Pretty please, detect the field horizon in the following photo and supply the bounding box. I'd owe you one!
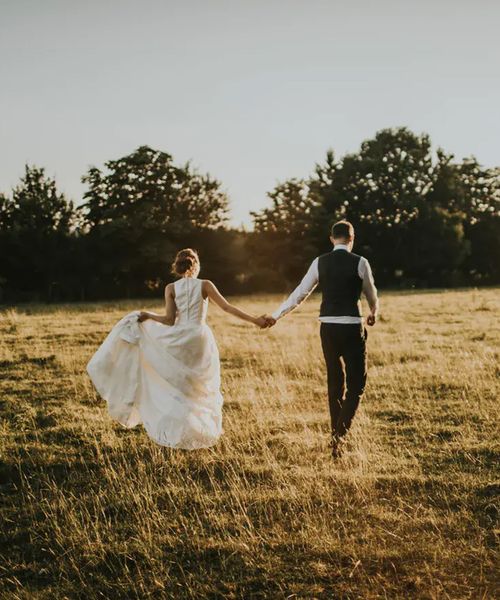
[1,288,498,599]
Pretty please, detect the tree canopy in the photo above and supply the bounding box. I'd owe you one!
[0,165,76,300]
[1,132,498,302]
[79,146,230,297]
[251,128,500,287]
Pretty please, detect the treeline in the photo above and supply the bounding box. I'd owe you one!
[1,128,499,302]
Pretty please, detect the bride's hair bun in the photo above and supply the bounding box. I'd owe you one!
[172,248,199,276]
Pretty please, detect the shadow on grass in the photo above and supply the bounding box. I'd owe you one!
[0,354,57,369]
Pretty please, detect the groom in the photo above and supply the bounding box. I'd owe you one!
[265,220,379,458]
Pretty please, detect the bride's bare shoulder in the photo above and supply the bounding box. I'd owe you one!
[165,282,176,297]
[200,279,216,298]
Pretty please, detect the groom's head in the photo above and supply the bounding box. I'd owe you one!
[330,220,355,250]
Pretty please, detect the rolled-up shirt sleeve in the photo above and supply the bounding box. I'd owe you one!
[271,258,319,320]
[360,258,379,314]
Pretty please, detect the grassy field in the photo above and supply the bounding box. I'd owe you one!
[0,289,499,599]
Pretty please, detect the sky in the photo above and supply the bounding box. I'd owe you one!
[1,0,499,227]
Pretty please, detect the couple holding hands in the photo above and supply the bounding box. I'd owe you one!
[87,220,378,458]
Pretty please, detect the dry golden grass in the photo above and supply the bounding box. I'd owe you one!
[0,289,499,599]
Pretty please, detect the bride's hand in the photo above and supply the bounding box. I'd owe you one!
[138,311,150,322]
[254,315,275,329]
[254,315,268,328]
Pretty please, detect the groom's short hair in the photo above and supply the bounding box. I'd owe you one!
[331,220,354,240]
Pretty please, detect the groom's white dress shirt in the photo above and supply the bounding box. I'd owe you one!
[271,244,379,324]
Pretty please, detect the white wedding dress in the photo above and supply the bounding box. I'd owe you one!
[87,277,223,449]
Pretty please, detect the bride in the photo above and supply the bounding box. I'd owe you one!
[87,248,270,449]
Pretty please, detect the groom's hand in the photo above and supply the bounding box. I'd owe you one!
[263,314,276,328]
[366,313,376,326]
[255,315,270,328]
[255,315,276,329]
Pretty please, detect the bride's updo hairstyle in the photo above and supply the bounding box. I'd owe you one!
[171,248,200,277]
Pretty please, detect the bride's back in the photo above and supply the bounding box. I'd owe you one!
[174,277,208,325]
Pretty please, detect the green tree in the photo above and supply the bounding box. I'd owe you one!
[0,165,76,300]
[429,156,500,283]
[250,178,322,284]
[80,146,229,297]
[460,163,500,283]
[313,128,442,283]
[252,128,481,288]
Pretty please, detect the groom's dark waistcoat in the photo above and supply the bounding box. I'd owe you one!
[318,250,363,317]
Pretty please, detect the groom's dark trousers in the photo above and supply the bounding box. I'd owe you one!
[320,322,367,438]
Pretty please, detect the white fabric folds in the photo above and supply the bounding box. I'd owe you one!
[87,279,223,449]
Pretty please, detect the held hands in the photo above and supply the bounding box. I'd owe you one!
[137,311,150,323]
[255,314,276,329]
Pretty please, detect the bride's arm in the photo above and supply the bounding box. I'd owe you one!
[138,284,177,325]
[203,280,267,327]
